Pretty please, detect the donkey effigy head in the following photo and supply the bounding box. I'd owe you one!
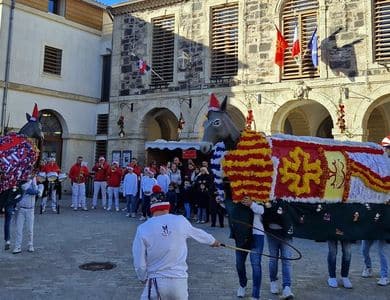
[200,94,241,154]
[19,103,44,140]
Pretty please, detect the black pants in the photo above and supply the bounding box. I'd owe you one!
[142,195,151,217]
[210,200,225,227]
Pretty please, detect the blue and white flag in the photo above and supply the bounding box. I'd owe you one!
[308,27,318,67]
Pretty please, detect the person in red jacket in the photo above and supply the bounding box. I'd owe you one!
[91,157,110,209]
[68,156,89,211]
[107,161,123,212]
[42,157,62,212]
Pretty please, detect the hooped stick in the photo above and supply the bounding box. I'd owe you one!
[224,218,302,261]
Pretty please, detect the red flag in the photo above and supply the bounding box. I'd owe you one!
[291,23,300,57]
[274,26,288,67]
[138,59,150,75]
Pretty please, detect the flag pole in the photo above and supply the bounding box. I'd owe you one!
[130,52,165,81]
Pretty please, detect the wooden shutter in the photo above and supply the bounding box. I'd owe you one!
[43,46,62,75]
[282,0,319,79]
[211,3,239,79]
[151,15,175,86]
[95,140,107,162]
[96,114,108,135]
[374,0,390,63]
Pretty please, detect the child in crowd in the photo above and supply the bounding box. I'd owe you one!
[166,182,178,214]
[157,166,170,193]
[181,178,193,220]
[13,175,41,254]
[196,183,209,223]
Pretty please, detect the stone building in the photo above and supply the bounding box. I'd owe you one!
[109,0,390,165]
[0,0,112,185]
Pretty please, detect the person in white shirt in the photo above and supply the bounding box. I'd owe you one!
[123,166,138,217]
[132,196,220,300]
[156,166,170,193]
[237,196,265,300]
[139,168,157,221]
[13,176,41,254]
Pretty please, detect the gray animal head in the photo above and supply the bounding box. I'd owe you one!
[200,95,240,153]
[19,104,44,140]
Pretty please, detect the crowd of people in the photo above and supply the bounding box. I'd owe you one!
[1,153,389,300]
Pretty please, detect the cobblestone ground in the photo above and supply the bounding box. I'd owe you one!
[0,196,389,300]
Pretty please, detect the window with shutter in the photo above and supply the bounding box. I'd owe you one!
[95,141,107,162]
[96,114,109,135]
[210,3,239,79]
[151,15,175,86]
[374,0,390,63]
[282,0,319,80]
[43,46,62,75]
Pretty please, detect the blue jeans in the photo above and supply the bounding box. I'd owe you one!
[184,203,191,219]
[235,234,264,299]
[4,206,14,242]
[267,235,292,288]
[125,195,136,214]
[327,240,352,278]
[362,240,388,278]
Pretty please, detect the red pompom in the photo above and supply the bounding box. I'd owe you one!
[152,185,162,194]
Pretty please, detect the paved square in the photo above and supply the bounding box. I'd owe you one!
[1,196,389,299]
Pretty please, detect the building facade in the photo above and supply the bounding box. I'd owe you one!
[0,0,112,188]
[109,0,389,165]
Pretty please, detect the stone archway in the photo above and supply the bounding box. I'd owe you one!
[143,108,179,141]
[272,99,333,137]
[39,110,63,166]
[366,101,390,143]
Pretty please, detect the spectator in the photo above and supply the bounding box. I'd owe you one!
[169,163,182,211]
[91,157,110,209]
[139,168,157,221]
[166,182,178,214]
[149,160,158,176]
[68,156,89,211]
[157,166,170,193]
[195,182,209,224]
[172,156,183,170]
[361,240,389,286]
[327,240,353,288]
[106,161,123,212]
[191,165,201,185]
[210,191,224,228]
[132,196,220,299]
[181,179,193,220]
[128,157,142,178]
[13,175,40,254]
[123,166,138,218]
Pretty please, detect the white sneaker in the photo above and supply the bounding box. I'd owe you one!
[103,206,106,210]
[131,213,136,218]
[106,207,112,211]
[4,240,11,251]
[139,216,146,221]
[52,208,57,213]
[12,247,21,254]
[28,245,34,252]
[115,208,120,212]
[328,277,338,288]
[361,267,372,278]
[125,213,130,217]
[377,277,389,286]
[73,208,78,211]
[236,286,246,298]
[270,281,279,294]
[342,277,352,289]
[91,206,96,210]
[281,286,294,299]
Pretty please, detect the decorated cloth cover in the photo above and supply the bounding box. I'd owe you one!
[0,133,39,194]
[221,130,390,240]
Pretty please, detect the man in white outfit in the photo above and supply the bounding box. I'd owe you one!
[13,176,41,254]
[132,197,220,300]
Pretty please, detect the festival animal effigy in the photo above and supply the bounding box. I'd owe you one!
[202,95,390,241]
[0,104,42,208]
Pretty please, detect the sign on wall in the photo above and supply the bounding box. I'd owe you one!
[182,149,197,159]
[122,150,132,167]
